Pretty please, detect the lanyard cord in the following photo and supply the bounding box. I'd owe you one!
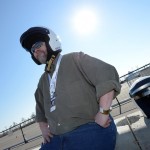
[48,54,62,111]
[46,55,55,72]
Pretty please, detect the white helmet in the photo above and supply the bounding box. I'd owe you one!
[20,26,62,65]
[20,26,62,52]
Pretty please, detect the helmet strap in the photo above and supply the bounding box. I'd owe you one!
[31,54,41,65]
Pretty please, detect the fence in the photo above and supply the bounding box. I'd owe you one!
[0,63,150,150]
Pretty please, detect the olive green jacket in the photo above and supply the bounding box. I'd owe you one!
[35,52,121,135]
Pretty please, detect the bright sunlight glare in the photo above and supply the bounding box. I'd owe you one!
[72,7,98,36]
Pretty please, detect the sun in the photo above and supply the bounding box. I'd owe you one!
[72,7,98,36]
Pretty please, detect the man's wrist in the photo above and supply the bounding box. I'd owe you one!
[99,106,112,115]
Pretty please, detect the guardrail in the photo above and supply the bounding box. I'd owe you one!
[3,135,42,150]
[1,63,150,150]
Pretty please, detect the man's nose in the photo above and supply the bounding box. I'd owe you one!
[34,47,41,53]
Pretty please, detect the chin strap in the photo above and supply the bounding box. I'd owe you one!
[46,55,56,72]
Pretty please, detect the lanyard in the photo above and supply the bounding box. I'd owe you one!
[48,54,62,112]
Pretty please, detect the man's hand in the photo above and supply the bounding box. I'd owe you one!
[95,112,111,128]
[39,122,53,143]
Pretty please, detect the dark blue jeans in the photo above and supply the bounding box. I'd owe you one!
[40,119,117,150]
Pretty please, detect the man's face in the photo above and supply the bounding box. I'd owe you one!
[31,41,48,64]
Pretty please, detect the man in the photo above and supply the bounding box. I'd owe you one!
[20,26,121,150]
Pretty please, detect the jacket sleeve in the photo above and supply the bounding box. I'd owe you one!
[34,79,47,123]
[74,52,121,101]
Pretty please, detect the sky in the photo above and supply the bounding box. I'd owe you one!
[0,0,150,132]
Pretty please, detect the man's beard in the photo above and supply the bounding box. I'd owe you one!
[37,52,47,64]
